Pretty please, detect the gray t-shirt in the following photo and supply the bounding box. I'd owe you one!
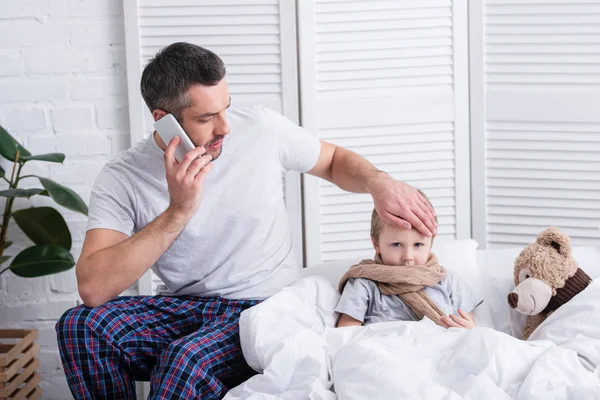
[335,271,483,325]
[86,105,320,300]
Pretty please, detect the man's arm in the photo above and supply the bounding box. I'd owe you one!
[77,211,188,307]
[307,141,437,237]
[77,137,212,307]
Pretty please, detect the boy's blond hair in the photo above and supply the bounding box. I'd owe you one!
[370,188,437,244]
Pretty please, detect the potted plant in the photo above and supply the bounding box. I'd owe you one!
[0,124,88,400]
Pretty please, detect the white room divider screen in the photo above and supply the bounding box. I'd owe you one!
[469,0,600,249]
[298,0,472,264]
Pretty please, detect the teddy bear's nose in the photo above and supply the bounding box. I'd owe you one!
[508,292,519,309]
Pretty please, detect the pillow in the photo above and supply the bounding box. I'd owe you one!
[302,256,361,288]
[431,239,480,288]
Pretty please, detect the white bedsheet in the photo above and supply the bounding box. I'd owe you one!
[224,277,600,400]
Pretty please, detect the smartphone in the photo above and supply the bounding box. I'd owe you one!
[153,114,196,163]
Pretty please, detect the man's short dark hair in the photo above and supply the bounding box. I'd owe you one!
[140,42,226,119]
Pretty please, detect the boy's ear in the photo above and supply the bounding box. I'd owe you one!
[371,235,379,253]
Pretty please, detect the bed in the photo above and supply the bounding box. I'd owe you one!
[224,240,600,399]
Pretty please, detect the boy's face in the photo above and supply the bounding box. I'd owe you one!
[372,223,433,266]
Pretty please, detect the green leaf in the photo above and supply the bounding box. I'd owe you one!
[0,256,10,265]
[3,241,13,250]
[20,153,65,163]
[0,165,5,177]
[13,207,72,250]
[38,177,88,216]
[9,244,74,277]
[0,124,32,162]
[0,188,47,198]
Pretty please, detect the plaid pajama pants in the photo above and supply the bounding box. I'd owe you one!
[56,295,259,400]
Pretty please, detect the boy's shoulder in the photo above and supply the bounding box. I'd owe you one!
[441,270,470,287]
[432,270,464,294]
[439,270,479,297]
[441,269,457,281]
[344,277,379,292]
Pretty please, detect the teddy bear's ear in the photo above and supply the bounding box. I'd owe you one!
[535,226,571,258]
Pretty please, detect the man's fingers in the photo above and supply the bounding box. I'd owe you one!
[416,190,436,220]
[176,147,207,179]
[381,200,433,237]
[416,196,438,236]
[164,137,180,171]
[194,162,213,186]
[383,211,411,230]
[185,154,212,182]
[410,200,436,238]
[396,205,433,238]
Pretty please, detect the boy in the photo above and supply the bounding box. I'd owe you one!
[336,190,482,329]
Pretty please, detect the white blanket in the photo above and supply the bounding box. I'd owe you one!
[224,277,600,400]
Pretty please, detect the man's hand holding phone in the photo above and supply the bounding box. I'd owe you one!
[164,136,213,224]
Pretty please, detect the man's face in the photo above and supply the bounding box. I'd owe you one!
[154,79,231,161]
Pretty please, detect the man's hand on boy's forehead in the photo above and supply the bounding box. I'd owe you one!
[368,176,437,237]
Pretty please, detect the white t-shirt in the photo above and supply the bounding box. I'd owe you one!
[86,105,321,300]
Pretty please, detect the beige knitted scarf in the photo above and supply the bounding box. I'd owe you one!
[338,253,447,325]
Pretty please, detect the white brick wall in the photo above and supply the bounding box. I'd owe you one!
[0,1,131,398]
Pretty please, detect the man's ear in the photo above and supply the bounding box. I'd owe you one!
[371,235,379,254]
[152,109,168,122]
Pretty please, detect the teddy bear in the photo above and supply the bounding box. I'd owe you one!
[507,226,593,340]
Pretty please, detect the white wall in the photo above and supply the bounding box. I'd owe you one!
[0,1,130,398]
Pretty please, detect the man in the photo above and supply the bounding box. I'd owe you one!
[56,42,437,399]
